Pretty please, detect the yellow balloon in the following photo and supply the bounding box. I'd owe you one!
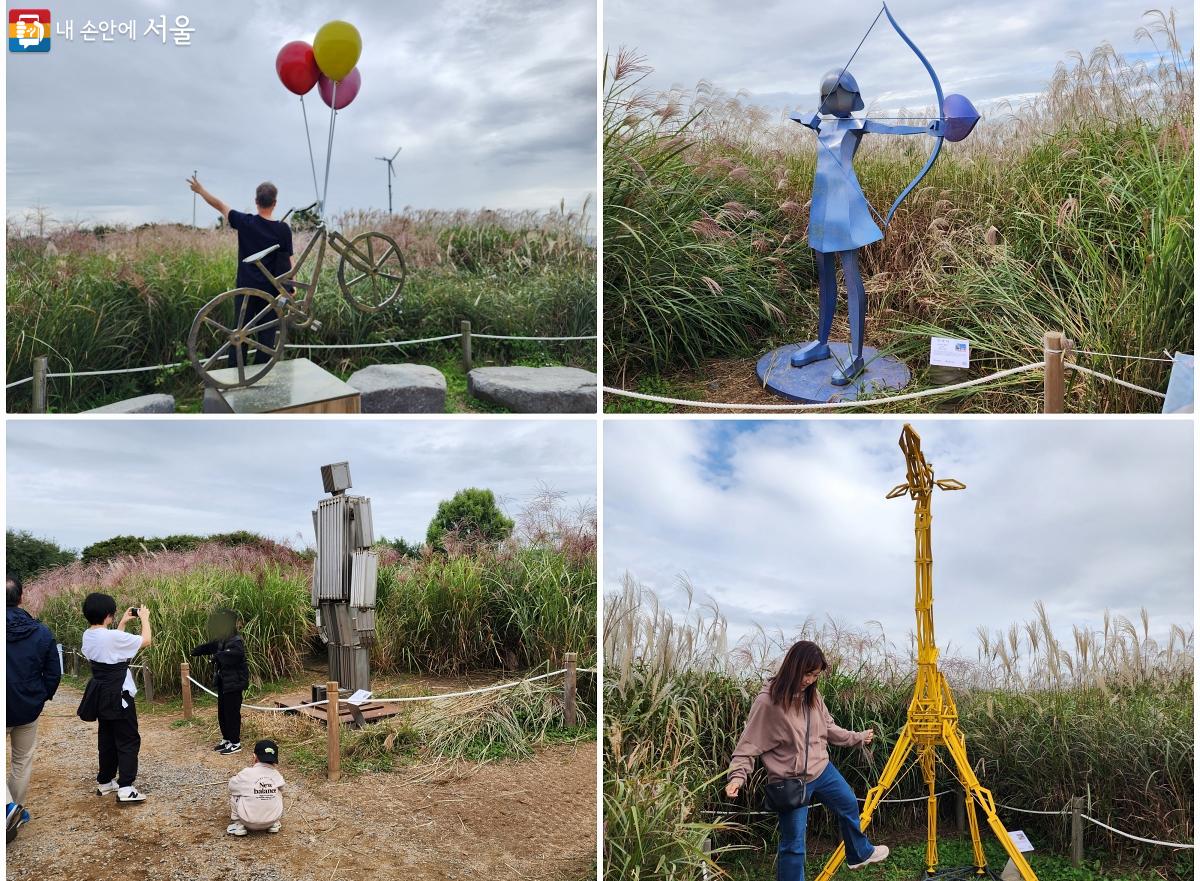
[313,20,361,82]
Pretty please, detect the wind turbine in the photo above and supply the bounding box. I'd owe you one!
[374,145,402,214]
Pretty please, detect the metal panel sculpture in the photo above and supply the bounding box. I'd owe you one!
[813,425,1038,881]
[311,461,377,692]
[783,1,979,387]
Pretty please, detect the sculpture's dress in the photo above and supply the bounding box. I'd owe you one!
[807,117,882,253]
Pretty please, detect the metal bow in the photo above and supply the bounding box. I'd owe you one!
[880,2,944,225]
[819,1,945,228]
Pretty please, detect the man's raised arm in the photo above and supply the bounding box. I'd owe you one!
[188,174,231,223]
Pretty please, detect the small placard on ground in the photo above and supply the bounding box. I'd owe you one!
[1008,829,1035,852]
[930,337,971,369]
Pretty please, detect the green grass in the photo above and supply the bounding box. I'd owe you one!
[602,16,1193,412]
[603,580,1192,880]
[7,209,595,413]
[717,836,1189,881]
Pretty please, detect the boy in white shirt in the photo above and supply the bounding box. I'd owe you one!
[77,593,151,803]
[227,739,286,836]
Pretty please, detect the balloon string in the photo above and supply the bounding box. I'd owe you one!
[321,80,338,218]
[300,95,321,207]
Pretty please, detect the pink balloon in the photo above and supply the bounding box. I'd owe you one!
[318,68,361,109]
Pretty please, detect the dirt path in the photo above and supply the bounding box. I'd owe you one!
[7,688,596,881]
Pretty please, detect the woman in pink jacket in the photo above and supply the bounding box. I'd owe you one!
[725,640,889,881]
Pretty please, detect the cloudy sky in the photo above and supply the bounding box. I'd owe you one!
[6,0,596,227]
[7,419,596,551]
[605,0,1193,119]
[604,419,1194,660]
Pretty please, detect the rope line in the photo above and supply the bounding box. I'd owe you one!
[704,797,1194,848]
[603,362,1046,410]
[185,668,573,712]
[1065,363,1167,399]
[6,332,598,386]
[1072,349,1176,364]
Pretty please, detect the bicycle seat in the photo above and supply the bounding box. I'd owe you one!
[244,244,280,264]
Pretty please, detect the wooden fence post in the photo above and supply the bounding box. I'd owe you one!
[327,680,341,782]
[1070,795,1083,866]
[141,665,155,702]
[1043,331,1067,414]
[32,356,49,414]
[460,320,473,372]
[954,789,966,833]
[71,648,80,677]
[181,662,193,720]
[563,652,578,728]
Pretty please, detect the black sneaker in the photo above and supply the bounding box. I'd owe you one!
[219,742,242,755]
[213,740,230,752]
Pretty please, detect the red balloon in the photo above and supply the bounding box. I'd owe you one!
[318,67,361,110]
[276,41,320,95]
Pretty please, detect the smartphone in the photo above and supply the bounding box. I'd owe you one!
[129,606,140,616]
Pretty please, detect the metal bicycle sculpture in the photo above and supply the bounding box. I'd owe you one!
[187,202,407,389]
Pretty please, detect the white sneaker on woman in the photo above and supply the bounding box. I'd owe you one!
[848,845,890,869]
[116,786,147,803]
[227,822,248,836]
[96,779,119,795]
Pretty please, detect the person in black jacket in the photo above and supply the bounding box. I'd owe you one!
[191,609,249,755]
[6,572,61,837]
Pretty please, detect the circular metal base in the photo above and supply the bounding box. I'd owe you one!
[755,341,911,403]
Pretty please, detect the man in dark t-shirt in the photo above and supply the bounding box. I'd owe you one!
[188,175,293,367]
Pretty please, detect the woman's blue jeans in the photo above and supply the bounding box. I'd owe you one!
[777,762,874,881]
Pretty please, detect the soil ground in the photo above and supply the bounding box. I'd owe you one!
[6,686,596,881]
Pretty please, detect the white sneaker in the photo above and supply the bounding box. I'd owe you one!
[848,845,890,869]
[267,821,281,834]
[227,822,248,836]
[96,779,119,796]
[116,786,147,803]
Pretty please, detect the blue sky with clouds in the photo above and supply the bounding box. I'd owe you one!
[7,419,597,551]
[6,0,596,227]
[605,0,1193,120]
[604,418,1193,660]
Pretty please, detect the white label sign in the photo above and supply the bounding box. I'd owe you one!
[931,336,971,368]
[346,689,373,706]
[1008,829,1035,852]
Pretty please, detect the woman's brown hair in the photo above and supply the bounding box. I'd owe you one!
[769,640,828,712]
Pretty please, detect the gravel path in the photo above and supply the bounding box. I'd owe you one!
[6,687,596,880]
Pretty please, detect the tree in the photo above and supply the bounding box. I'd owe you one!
[426,489,514,551]
[5,529,77,579]
[376,536,423,559]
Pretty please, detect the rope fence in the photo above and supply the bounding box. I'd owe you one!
[5,321,598,407]
[701,787,1193,862]
[173,652,591,781]
[603,331,1183,412]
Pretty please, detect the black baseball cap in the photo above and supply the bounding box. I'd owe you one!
[254,739,279,764]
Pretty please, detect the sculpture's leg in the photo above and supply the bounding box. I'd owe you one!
[922,746,938,875]
[790,251,836,368]
[814,724,915,881]
[964,780,987,875]
[943,723,1040,881]
[832,249,867,385]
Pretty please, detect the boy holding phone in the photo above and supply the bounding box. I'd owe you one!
[78,594,151,803]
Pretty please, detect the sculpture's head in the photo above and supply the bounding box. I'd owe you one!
[819,68,864,116]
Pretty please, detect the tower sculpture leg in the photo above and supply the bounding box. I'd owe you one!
[791,251,837,367]
[942,724,1038,881]
[922,746,939,875]
[813,726,915,881]
[832,249,867,385]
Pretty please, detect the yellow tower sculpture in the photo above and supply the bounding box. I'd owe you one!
[814,425,1038,881]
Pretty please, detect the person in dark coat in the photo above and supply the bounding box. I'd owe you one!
[191,609,249,755]
[6,572,62,837]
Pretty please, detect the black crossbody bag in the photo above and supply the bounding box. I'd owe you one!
[763,700,811,813]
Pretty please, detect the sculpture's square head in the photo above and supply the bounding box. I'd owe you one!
[321,461,353,495]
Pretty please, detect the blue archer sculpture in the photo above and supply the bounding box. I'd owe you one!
[785,2,979,386]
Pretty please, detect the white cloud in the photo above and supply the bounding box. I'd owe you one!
[603,419,1194,659]
[7,419,597,551]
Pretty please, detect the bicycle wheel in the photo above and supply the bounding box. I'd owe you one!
[337,231,407,313]
[187,288,286,389]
